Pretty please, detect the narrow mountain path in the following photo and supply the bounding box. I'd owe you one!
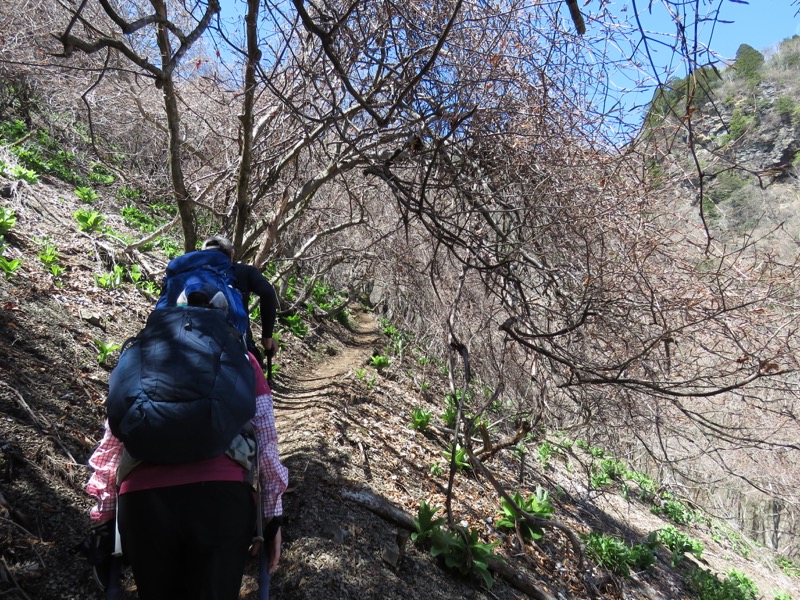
[246,311,527,600]
[273,310,383,429]
[240,311,390,599]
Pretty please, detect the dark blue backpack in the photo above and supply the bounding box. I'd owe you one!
[156,250,249,336]
[107,306,256,464]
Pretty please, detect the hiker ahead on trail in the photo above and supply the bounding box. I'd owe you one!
[202,235,278,369]
[84,245,288,600]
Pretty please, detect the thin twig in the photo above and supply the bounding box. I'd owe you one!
[0,557,33,600]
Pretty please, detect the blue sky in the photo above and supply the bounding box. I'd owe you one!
[632,0,800,63]
[598,0,800,129]
[688,0,800,60]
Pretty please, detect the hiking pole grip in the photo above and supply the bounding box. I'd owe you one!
[266,353,273,389]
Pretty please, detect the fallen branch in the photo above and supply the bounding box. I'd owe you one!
[341,487,557,600]
[466,446,596,598]
[0,382,78,464]
[341,488,414,529]
[0,381,46,430]
[476,421,532,461]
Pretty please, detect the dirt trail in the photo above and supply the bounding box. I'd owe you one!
[252,312,526,600]
[272,311,382,447]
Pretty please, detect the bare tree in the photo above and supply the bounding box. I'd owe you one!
[55,0,222,251]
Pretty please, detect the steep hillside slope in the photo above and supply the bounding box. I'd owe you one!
[0,178,799,599]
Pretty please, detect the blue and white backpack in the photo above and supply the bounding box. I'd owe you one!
[106,250,255,464]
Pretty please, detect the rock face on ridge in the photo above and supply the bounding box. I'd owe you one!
[649,44,800,259]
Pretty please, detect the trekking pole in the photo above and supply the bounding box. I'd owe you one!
[105,558,122,600]
[258,545,270,600]
[105,506,124,599]
[266,353,273,389]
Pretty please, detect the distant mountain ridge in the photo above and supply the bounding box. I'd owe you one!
[644,36,800,255]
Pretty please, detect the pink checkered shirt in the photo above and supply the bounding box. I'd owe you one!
[86,353,288,523]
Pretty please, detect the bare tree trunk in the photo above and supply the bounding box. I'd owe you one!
[154,0,196,251]
[161,77,196,252]
[233,0,260,257]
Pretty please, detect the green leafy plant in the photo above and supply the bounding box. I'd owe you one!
[556,437,573,451]
[0,208,16,235]
[651,498,696,525]
[283,313,308,338]
[95,265,124,289]
[429,462,444,477]
[48,264,66,279]
[0,118,27,142]
[513,441,527,460]
[582,532,655,577]
[127,264,142,284]
[0,255,21,279]
[773,591,792,600]
[249,304,261,322]
[598,458,628,480]
[442,444,471,471]
[74,209,106,233]
[629,470,658,502]
[88,164,115,185]
[378,320,412,355]
[6,127,87,185]
[116,186,142,201]
[590,470,612,489]
[410,407,432,432]
[649,525,703,567]
[588,446,605,458]
[411,501,446,544]
[137,280,159,297]
[122,204,161,232]
[536,440,554,468]
[370,354,390,372]
[155,235,181,258]
[441,400,458,429]
[8,165,39,184]
[283,274,297,303]
[413,507,503,591]
[431,526,500,590]
[365,374,377,390]
[37,241,59,266]
[308,279,349,324]
[441,391,472,429]
[495,487,554,542]
[74,186,99,203]
[37,239,65,280]
[776,556,800,578]
[591,457,628,489]
[687,567,758,600]
[93,339,121,365]
[710,521,752,558]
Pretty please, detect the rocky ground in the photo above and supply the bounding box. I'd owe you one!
[0,179,798,599]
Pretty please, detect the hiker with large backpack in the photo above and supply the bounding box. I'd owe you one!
[201,235,278,370]
[83,247,288,599]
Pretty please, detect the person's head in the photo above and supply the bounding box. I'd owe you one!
[201,235,234,259]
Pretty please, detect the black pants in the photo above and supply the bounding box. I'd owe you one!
[118,481,256,600]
